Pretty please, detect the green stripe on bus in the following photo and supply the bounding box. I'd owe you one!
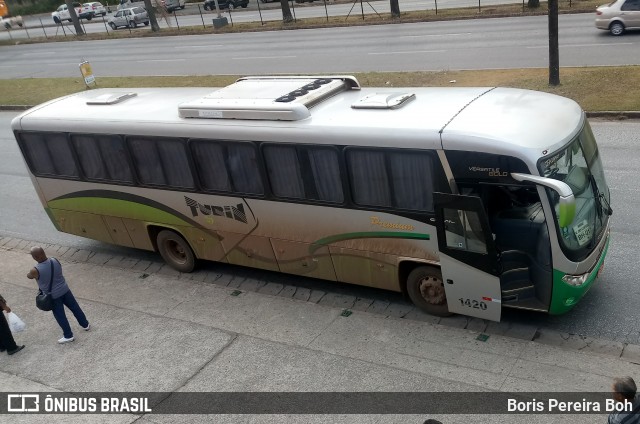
[47,197,190,226]
[313,231,430,246]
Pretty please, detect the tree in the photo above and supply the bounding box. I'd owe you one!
[280,0,293,23]
[527,0,540,8]
[390,0,400,18]
[64,0,84,35]
[143,0,161,31]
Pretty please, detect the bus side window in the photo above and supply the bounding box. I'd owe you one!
[347,149,391,207]
[347,148,435,211]
[307,147,343,203]
[389,152,434,211]
[226,143,264,195]
[128,136,194,189]
[263,144,344,203]
[72,134,134,183]
[263,145,306,199]
[190,141,232,192]
[19,132,79,178]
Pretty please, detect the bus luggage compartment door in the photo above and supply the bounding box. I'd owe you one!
[434,193,502,322]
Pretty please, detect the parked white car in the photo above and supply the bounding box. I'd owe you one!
[52,2,93,24]
[1,15,23,29]
[82,2,107,17]
[107,6,149,29]
[117,0,146,10]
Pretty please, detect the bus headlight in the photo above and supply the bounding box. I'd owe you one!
[562,273,589,287]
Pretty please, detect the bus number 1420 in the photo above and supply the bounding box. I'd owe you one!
[458,298,487,310]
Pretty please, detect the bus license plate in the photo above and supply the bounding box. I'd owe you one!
[573,220,592,247]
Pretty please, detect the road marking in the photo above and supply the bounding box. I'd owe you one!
[137,59,187,62]
[21,52,57,56]
[399,33,472,38]
[568,42,634,47]
[176,45,222,48]
[233,55,296,60]
[527,42,633,49]
[368,50,445,55]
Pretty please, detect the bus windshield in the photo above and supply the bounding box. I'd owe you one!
[539,121,611,262]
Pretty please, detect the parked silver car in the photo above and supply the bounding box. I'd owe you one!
[82,2,107,17]
[595,0,640,35]
[107,6,149,29]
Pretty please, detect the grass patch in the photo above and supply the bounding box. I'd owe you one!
[2,66,639,112]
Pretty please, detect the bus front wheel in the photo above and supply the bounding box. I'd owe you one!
[157,230,195,273]
[406,266,452,317]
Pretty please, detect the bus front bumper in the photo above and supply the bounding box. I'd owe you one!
[548,231,610,315]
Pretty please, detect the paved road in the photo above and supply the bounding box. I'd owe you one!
[1,13,638,78]
[1,111,638,343]
[2,0,550,40]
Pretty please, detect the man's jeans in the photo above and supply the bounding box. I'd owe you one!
[52,290,88,339]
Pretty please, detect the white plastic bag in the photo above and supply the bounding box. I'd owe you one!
[4,311,26,333]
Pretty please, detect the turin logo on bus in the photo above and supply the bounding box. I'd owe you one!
[184,196,247,224]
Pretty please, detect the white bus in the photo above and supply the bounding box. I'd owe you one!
[11,76,611,321]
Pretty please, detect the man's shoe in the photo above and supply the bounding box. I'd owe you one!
[0,348,5,352]
[82,323,90,331]
[58,336,74,344]
[8,345,25,355]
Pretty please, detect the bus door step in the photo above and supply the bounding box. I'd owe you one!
[501,285,536,303]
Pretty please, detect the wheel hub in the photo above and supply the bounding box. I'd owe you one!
[418,276,446,305]
[168,241,187,263]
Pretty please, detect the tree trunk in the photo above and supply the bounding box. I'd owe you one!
[144,0,161,31]
[390,0,400,18]
[65,0,84,35]
[527,0,540,8]
[280,0,293,23]
[548,0,559,85]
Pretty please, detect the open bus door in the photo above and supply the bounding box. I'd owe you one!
[434,193,502,321]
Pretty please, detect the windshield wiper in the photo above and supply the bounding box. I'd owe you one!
[589,174,613,217]
[599,192,613,216]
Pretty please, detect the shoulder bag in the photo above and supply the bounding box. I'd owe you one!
[35,259,55,311]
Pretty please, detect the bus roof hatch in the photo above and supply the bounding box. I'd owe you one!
[178,75,360,121]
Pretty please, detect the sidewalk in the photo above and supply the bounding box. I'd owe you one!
[1,242,639,423]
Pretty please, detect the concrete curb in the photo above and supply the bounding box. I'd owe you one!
[2,235,639,364]
[0,105,32,111]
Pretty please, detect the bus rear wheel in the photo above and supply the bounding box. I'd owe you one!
[406,266,452,317]
[157,230,195,273]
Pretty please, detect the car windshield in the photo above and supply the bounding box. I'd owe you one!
[538,121,610,261]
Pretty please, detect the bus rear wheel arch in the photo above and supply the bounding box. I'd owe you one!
[406,265,452,317]
[156,229,196,273]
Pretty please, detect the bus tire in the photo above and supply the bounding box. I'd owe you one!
[157,230,196,273]
[406,266,452,317]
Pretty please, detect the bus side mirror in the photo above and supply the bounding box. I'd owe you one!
[510,172,576,227]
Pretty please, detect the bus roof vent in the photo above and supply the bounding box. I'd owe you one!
[178,75,361,121]
[86,92,137,105]
[351,92,415,110]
